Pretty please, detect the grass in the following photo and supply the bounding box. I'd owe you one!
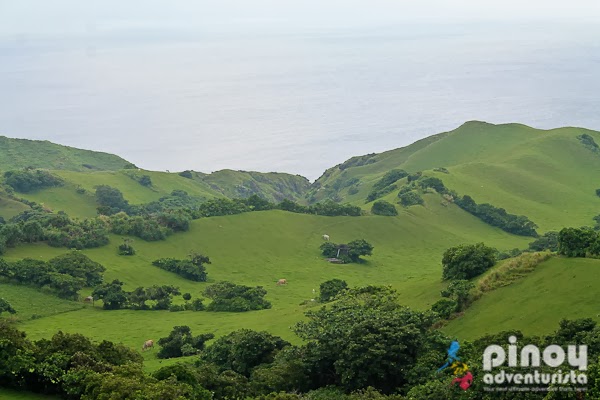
[2,200,528,355]
[0,283,85,320]
[443,256,600,340]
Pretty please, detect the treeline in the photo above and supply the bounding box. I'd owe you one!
[557,226,600,257]
[5,287,600,399]
[0,252,104,299]
[405,175,538,236]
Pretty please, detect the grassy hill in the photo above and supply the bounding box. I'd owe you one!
[309,121,600,232]
[2,121,600,384]
[0,135,132,171]
[443,256,600,339]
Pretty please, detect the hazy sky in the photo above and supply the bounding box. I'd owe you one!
[2,0,600,38]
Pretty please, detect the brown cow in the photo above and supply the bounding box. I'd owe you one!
[277,279,287,286]
[142,339,154,351]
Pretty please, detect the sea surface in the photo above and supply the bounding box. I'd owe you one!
[1,21,599,180]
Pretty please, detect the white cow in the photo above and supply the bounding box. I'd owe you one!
[322,234,330,241]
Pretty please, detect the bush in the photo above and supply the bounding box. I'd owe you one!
[152,253,209,282]
[3,169,63,193]
[431,298,457,319]
[596,188,600,198]
[138,175,152,187]
[187,298,205,311]
[417,176,446,193]
[178,170,194,179]
[95,185,129,214]
[319,279,348,302]
[169,304,184,312]
[204,281,271,312]
[528,231,559,252]
[366,184,398,202]
[118,242,135,256]
[441,243,496,280]
[371,201,398,216]
[371,169,408,191]
[0,298,16,315]
[398,191,424,207]
[157,326,214,359]
[558,227,599,257]
[407,171,422,182]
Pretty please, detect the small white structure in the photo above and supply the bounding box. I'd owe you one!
[322,234,330,241]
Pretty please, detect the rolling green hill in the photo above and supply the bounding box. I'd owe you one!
[309,121,600,232]
[2,121,600,392]
[0,135,132,171]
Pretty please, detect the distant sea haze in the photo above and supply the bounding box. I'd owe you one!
[1,22,599,180]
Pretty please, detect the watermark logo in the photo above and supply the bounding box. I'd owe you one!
[482,335,587,393]
[438,340,473,390]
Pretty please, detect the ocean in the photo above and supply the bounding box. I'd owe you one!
[1,21,599,180]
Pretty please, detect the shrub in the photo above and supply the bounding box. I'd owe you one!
[366,184,398,202]
[441,243,496,280]
[95,185,129,214]
[118,242,135,256]
[152,253,209,282]
[178,170,194,179]
[407,171,422,182]
[182,293,192,301]
[417,176,446,193]
[371,200,398,216]
[319,279,348,302]
[204,281,271,312]
[138,175,152,187]
[168,304,184,312]
[528,231,559,252]
[431,298,457,319]
[398,191,424,207]
[596,188,600,198]
[3,169,63,193]
[372,170,408,191]
[187,298,205,311]
[157,326,214,359]
[558,227,599,257]
[347,186,359,195]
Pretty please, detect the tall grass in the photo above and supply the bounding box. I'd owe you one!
[471,251,553,301]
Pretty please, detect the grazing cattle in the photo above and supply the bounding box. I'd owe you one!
[277,279,287,286]
[142,339,154,351]
[83,296,93,303]
[322,234,330,241]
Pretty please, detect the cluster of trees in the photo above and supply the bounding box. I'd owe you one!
[0,252,105,299]
[454,194,538,236]
[320,239,374,263]
[557,227,600,257]
[0,209,110,253]
[91,280,193,311]
[441,242,497,280]
[319,278,348,302]
[371,200,398,216]
[152,253,210,282]
[0,323,210,399]
[157,325,215,359]
[3,169,63,193]
[366,169,408,202]
[204,281,272,312]
[6,287,600,399]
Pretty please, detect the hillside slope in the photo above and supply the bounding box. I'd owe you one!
[309,121,600,231]
[0,135,132,171]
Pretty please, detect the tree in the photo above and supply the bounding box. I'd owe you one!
[95,185,129,215]
[0,298,16,315]
[157,326,214,359]
[182,293,192,301]
[418,176,446,193]
[441,242,496,280]
[92,280,128,310]
[398,191,424,207]
[49,251,106,286]
[199,329,289,377]
[204,281,271,312]
[528,231,559,252]
[558,227,599,257]
[347,239,374,262]
[118,239,135,256]
[22,220,44,243]
[294,286,438,393]
[430,298,457,319]
[371,200,398,216]
[138,175,152,187]
[319,279,348,302]
[440,280,474,311]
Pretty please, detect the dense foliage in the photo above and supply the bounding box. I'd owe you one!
[319,239,374,263]
[371,200,398,216]
[204,281,272,312]
[397,190,424,207]
[152,253,210,282]
[455,194,538,236]
[319,279,348,302]
[558,227,600,257]
[3,169,63,193]
[0,297,16,315]
[0,252,105,299]
[157,325,215,359]
[92,281,182,311]
[441,242,497,280]
[199,329,290,376]
[366,169,408,202]
[528,231,559,252]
